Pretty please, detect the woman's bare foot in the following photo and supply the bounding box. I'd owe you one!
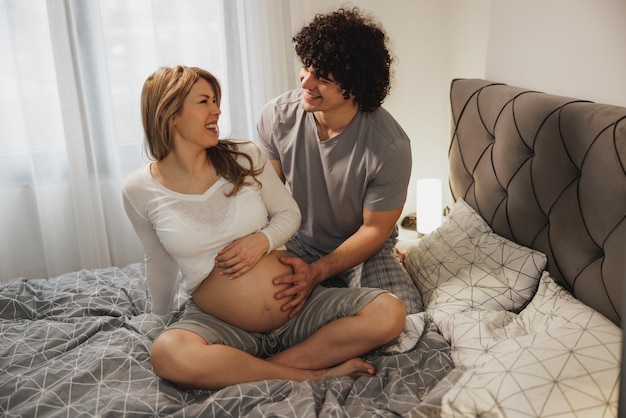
[312,358,375,380]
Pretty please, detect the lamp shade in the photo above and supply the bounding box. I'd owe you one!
[416,178,442,235]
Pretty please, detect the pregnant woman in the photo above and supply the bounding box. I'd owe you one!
[122,66,406,391]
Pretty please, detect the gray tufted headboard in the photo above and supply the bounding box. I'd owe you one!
[448,78,626,326]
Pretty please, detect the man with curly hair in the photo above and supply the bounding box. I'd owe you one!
[256,7,422,316]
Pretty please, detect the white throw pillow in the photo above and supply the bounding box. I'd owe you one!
[404,198,547,312]
[442,271,621,417]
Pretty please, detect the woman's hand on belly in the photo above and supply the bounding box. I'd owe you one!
[213,232,270,279]
[192,250,295,332]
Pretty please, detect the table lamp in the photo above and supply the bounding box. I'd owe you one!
[416,178,442,236]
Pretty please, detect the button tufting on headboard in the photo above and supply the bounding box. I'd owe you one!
[449,78,626,326]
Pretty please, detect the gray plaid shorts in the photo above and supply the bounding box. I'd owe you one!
[286,233,424,314]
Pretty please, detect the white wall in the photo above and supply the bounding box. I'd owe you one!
[286,0,625,217]
[486,0,626,107]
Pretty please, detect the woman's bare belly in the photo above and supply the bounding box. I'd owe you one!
[192,250,294,332]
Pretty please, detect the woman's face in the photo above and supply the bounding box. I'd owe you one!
[172,78,221,151]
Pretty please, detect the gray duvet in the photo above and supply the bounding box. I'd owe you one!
[0,263,453,417]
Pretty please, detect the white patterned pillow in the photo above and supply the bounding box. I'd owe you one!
[404,198,547,312]
[442,271,621,417]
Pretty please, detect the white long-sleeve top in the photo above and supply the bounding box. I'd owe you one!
[122,141,301,315]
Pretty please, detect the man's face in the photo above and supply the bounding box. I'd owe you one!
[299,66,353,113]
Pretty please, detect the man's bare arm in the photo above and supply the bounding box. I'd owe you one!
[274,207,403,316]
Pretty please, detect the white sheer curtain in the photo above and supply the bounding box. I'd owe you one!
[0,0,296,280]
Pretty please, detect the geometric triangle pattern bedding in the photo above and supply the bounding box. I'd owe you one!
[405,199,548,315]
[440,271,620,417]
[404,198,620,417]
[0,263,454,417]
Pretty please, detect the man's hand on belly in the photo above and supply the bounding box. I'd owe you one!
[272,255,317,318]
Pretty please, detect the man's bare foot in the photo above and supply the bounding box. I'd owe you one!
[312,358,375,381]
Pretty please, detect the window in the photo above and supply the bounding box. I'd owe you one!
[0,0,296,280]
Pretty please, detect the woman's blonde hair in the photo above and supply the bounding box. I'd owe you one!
[140,66,261,195]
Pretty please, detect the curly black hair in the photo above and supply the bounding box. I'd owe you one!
[292,7,393,112]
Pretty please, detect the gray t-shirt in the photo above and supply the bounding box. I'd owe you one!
[256,89,412,253]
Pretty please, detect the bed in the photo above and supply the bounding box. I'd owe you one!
[1,78,624,417]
